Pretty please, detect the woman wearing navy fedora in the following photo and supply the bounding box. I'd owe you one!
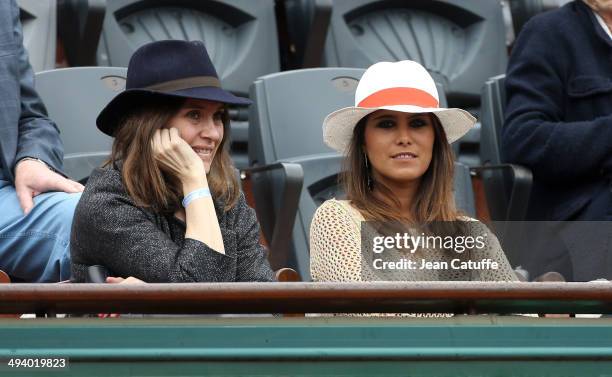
[309,61,518,287]
[70,40,274,283]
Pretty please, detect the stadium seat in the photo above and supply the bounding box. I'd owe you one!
[277,153,475,280]
[509,0,572,38]
[292,0,508,109]
[57,0,106,67]
[479,74,532,222]
[249,68,475,279]
[283,0,333,69]
[477,74,533,266]
[249,68,362,278]
[34,67,126,181]
[96,0,281,168]
[480,75,506,168]
[286,0,511,167]
[16,0,57,72]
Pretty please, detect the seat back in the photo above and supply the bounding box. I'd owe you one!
[96,0,280,168]
[285,155,475,280]
[249,67,471,279]
[249,68,363,278]
[480,74,506,166]
[57,0,106,67]
[249,68,448,165]
[249,68,364,165]
[35,67,127,181]
[479,74,512,221]
[17,0,57,72]
[510,0,572,38]
[322,0,507,107]
[96,0,279,95]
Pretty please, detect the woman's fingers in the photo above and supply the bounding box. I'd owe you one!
[151,129,161,156]
[160,128,171,148]
[169,128,188,152]
[106,276,125,284]
[169,127,180,143]
[151,127,204,181]
[122,276,146,284]
[105,276,145,284]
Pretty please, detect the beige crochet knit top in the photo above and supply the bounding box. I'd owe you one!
[310,199,518,283]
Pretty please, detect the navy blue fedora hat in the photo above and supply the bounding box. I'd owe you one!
[97,39,251,136]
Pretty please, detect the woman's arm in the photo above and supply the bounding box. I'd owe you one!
[309,200,364,282]
[70,168,236,283]
[467,221,519,282]
[152,128,225,254]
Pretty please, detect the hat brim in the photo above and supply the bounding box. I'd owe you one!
[322,105,476,154]
[97,87,252,136]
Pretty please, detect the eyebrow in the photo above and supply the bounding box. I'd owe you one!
[370,113,428,121]
[182,104,224,112]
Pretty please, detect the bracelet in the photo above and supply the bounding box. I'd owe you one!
[182,188,211,207]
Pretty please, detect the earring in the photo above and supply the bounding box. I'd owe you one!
[364,153,373,190]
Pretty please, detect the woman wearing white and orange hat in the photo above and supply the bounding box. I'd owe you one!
[309,60,518,284]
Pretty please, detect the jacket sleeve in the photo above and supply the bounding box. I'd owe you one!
[232,194,275,282]
[502,16,612,183]
[71,172,238,283]
[11,0,64,173]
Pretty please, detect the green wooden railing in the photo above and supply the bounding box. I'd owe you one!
[1,282,612,376]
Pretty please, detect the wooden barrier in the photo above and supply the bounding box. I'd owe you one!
[0,270,9,284]
[1,282,612,375]
[0,282,611,315]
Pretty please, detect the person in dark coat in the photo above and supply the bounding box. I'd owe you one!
[70,40,274,283]
[502,0,612,280]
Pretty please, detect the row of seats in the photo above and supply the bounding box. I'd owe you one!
[97,0,507,167]
[20,0,569,168]
[21,0,571,281]
[35,66,530,280]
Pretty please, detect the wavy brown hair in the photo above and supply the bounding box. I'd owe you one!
[340,112,461,223]
[106,95,239,213]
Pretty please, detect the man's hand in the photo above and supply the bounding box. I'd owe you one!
[14,159,84,215]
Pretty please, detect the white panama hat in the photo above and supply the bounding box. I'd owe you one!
[322,60,477,154]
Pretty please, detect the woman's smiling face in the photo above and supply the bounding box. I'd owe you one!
[166,99,225,173]
[363,110,435,188]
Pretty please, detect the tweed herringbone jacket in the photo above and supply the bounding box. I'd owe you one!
[70,166,275,283]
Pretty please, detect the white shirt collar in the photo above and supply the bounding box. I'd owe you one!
[592,9,612,40]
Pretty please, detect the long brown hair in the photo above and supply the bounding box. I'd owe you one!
[107,95,239,213]
[340,112,460,223]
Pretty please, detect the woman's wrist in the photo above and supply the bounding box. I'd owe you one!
[181,175,208,194]
[179,161,207,185]
[182,187,212,207]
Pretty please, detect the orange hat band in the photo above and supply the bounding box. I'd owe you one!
[357,87,439,108]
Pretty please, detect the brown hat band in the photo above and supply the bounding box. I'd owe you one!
[144,76,221,92]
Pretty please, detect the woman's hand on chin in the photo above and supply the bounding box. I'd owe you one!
[151,127,206,185]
